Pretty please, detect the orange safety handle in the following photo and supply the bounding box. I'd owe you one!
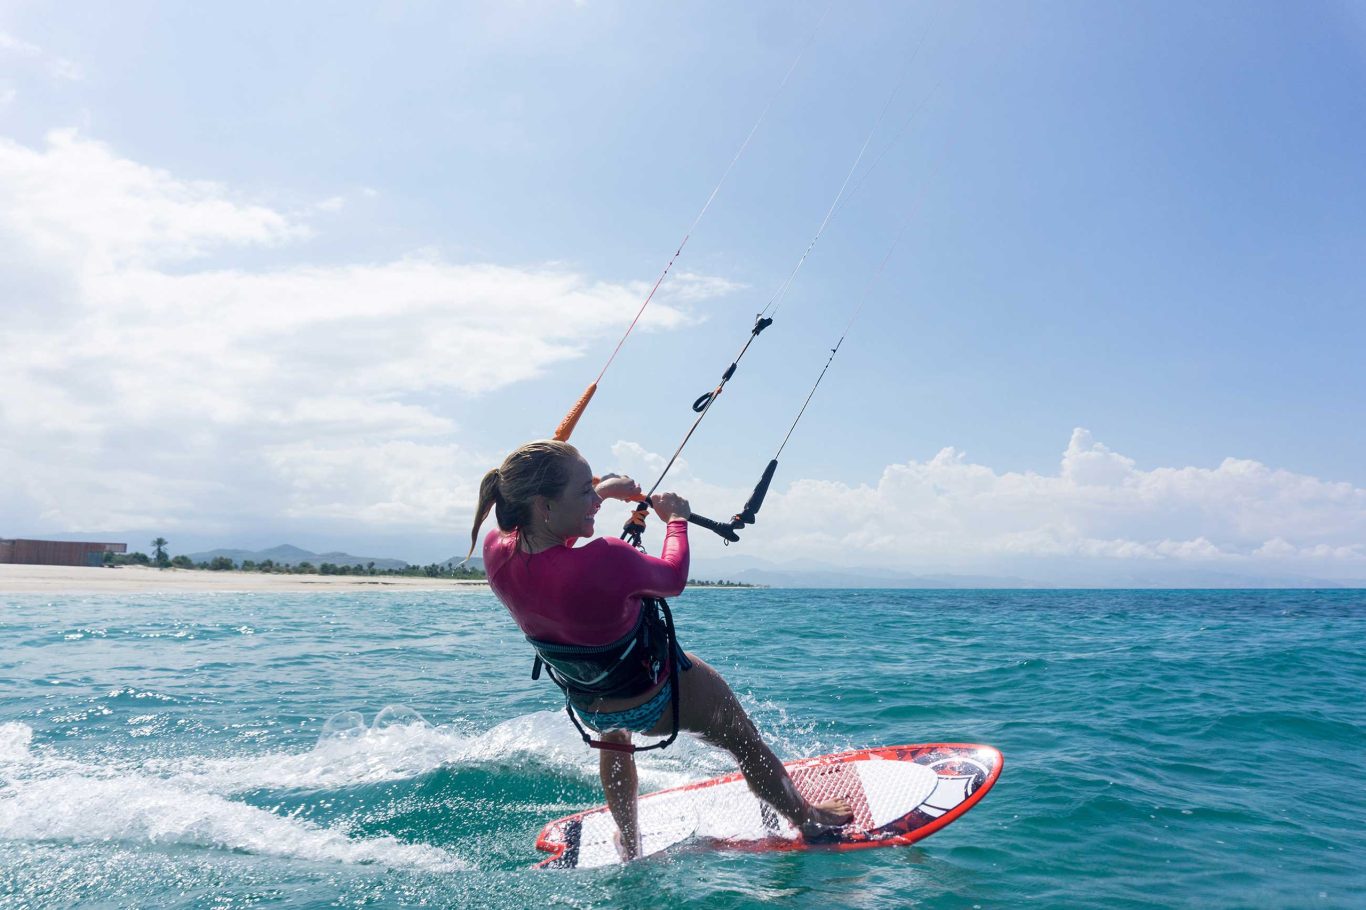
[553,383,597,442]
[622,499,650,528]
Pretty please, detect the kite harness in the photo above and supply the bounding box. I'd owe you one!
[528,597,687,754]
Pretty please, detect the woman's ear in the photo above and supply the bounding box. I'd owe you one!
[530,495,550,523]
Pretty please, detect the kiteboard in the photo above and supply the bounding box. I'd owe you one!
[536,742,1002,869]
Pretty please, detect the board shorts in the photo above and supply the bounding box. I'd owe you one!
[573,681,673,734]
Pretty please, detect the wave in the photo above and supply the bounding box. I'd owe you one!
[1194,709,1366,747]
[1,692,832,872]
[151,706,722,797]
[0,721,465,872]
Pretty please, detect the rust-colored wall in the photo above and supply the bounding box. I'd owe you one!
[0,539,128,567]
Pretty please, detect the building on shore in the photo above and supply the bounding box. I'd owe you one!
[0,539,128,567]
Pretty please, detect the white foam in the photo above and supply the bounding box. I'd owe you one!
[0,722,466,871]
[167,719,476,794]
[455,709,737,792]
[0,771,465,871]
[171,708,733,798]
[0,699,814,870]
[155,707,623,794]
[0,721,34,764]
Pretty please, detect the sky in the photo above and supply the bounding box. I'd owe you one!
[1,1,1363,583]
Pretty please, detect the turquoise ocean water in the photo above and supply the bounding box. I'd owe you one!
[2,587,1363,908]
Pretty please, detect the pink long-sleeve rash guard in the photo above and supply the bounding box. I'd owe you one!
[484,519,690,646]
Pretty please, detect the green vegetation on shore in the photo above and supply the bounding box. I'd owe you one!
[105,545,485,579]
[686,578,761,588]
[101,539,757,586]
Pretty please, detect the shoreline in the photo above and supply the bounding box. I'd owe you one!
[0,564,490,594]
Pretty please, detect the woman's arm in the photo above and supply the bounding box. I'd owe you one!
[594,473,642,501]
[597,521,690,598]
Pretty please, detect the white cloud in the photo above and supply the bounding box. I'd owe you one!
[48,57,83,82]
[607,429,1366,577]
[0,130,304,270]
[0,30,42,56]
[610,440,685,479]
[6,129,1358,581]
[1060,427,1135,486]
[0,29,82,81]
[651,271,746,307]
[0,84,15,107]
[0,130,727,534]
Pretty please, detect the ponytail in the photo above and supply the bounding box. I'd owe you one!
[464,467,502,563]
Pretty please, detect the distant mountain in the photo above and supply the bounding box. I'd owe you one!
[690,554,1365,589]
[440,555,484,571]
[705,566,1048,589]
[184,544,410,571]
[684,554,1042,588]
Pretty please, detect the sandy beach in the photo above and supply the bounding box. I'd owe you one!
[0,563,489,594]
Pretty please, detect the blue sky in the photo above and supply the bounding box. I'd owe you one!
[1,1,1363,581]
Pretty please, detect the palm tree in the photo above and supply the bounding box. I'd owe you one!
[151,537,169,568]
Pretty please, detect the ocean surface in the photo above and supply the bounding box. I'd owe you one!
[2,587,1363,909]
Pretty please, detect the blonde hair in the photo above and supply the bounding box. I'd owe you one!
[467,440,580,560]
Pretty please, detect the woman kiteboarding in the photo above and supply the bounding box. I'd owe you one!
[469,439,852,860]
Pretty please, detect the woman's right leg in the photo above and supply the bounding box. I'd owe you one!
[596,729,641,859]
[649,654,851,833]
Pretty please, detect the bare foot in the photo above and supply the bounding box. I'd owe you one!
[613,829,641,862]
[800,797,854,840]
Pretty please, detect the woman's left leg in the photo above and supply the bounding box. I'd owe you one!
[597,729,641,859]
[649,654,852,835]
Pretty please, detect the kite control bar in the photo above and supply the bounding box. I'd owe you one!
[621,498,740,548]
[688,512,742,543]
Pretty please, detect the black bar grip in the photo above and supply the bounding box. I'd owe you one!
[688,512,740,543]
[733,458,778,527]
